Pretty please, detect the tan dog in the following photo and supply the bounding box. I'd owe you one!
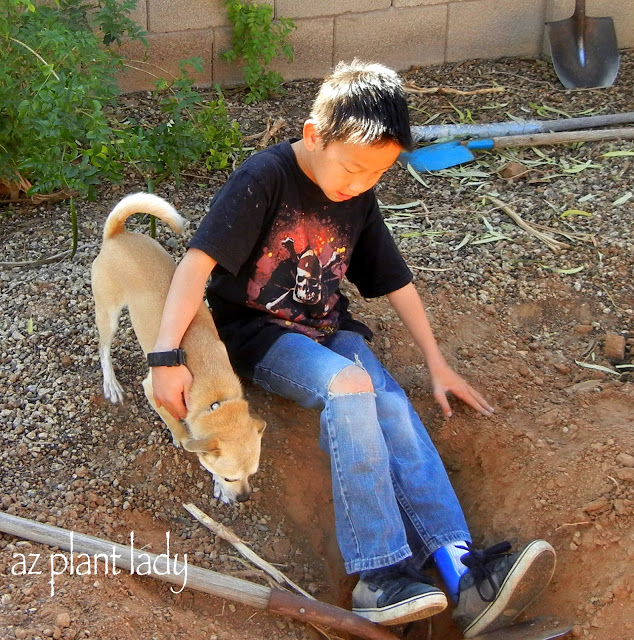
[91,193,265,503]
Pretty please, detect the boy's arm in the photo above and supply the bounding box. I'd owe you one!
[151,248,217,420]
[386,282,494,417]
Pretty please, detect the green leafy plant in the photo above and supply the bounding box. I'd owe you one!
[120,60,245,180]
[0,1,244,200]
[222,0,295,103]
[0,0,143,198]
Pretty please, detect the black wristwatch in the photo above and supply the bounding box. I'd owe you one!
[147,348,187,367]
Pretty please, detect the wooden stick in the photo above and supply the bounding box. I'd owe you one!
[404,83,505,96]
[492,126,634,148]
[0,510,269,608]
[183,502,314,599]
[0,511,399,640]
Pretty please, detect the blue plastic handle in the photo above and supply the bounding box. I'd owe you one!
[465,139,495,151]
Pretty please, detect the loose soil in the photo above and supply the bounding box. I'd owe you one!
[1,53,633,640]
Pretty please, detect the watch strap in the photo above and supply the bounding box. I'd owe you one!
[147,348,187,367]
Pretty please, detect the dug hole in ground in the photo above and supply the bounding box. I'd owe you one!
[1,53,633,640]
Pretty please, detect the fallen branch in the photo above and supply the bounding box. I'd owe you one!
[183,502,313,599]
[0,511,398,640]
[554,521,591,531]
[0,249,73,268]
[483,196,570,252]
[243,117,287,148]
[404,83,505,96]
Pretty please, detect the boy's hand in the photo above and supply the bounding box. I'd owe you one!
[152,365,192,420]
[429,361,494,418]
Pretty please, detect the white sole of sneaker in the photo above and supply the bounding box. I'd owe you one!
[462,540,556,638]
[354,591,448,626]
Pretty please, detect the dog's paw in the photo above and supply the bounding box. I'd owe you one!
[103,377,124,404]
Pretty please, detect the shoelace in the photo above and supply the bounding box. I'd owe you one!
[458,541,512,602]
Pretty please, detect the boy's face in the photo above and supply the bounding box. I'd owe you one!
[299,121,402,203]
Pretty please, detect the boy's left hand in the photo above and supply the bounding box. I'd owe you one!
[429,361,494,418]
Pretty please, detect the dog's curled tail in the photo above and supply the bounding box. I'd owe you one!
[103,192,185,240]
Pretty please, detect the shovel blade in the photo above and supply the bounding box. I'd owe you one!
[398,140,476,172]
[547,15,620,88]
[470,616,573,640]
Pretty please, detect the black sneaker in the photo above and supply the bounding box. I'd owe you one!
[352,568,448,626]
[452,539,556,638]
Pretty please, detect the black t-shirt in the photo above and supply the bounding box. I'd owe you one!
[188,140,413,377]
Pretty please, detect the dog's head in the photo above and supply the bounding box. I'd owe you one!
[182,399,266,504]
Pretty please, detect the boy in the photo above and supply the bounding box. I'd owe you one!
[148,61,556,637]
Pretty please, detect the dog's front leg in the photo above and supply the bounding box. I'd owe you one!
[142,374,189,446]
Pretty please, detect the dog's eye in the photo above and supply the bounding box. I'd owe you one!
[210,402,221,411]
[223,478,238,483]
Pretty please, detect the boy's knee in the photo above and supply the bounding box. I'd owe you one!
[329,364,374,395]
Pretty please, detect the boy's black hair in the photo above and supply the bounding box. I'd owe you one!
[310,60,414,151]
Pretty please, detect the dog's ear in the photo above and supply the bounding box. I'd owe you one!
[183,437,220,454]
[255,418,267,435]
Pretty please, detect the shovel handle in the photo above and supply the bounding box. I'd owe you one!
[574,0,585,37]
[492,127,634,148]
[268,589,401,640]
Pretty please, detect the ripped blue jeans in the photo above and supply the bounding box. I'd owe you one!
[252,330,471,575]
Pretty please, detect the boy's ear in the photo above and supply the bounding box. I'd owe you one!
[302,119,319,151]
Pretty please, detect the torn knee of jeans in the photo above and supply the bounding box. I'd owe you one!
[327,364,374,396]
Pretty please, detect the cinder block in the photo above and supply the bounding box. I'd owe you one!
[275,0,389,19]
[212,26,244,87]
[269,18,335,81]
[545,0,634,50]
[149,0,272,33]
[128,1,147,31]
[334,5,447,71]
[447,0,546,62]
[213,17,334,87]
[392,0,449,6]
[116,30,213,93]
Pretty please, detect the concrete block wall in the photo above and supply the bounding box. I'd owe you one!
[116,0,634,92]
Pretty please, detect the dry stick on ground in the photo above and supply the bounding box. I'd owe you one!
[242,117,287,148]
[0,511,388,640]
[483,195,571,252]
[182,504,346,640]
[183,503,314,599]
[404,83,506,96]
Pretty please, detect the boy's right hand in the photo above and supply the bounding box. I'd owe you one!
[152,365,192,420]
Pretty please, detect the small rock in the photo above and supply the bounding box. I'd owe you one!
[56,612,71,628]
[582,497,609,514]
[604,333,626,362]
[554,363,571,375]
[565,380,601,395]
[616,453,634,468]
[573,324,594,335]
[498,161,530,181]
[616,468,634,483]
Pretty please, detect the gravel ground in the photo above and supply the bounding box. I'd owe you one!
[0,52,633,640]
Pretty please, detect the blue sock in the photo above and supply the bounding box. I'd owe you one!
[433,542,470,603]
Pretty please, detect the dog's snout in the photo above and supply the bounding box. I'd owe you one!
[236,492,250,503]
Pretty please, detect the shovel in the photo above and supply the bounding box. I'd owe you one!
[411,111,634,143]
[399,127,634,172]
[546,0,620,89]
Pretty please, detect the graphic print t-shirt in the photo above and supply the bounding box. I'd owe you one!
[188,141,413,376]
